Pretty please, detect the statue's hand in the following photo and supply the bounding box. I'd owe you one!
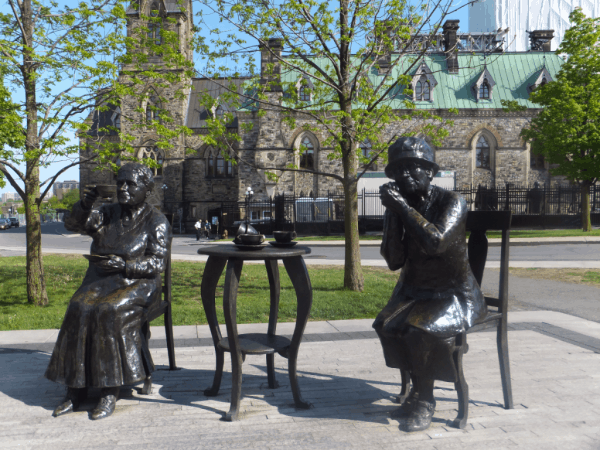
[96,255,126,274]
[380,182,406,212]
[81,187,100,209]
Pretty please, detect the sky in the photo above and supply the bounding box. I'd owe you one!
[0,0,470,197]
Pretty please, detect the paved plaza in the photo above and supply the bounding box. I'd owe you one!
[1,311,600,449]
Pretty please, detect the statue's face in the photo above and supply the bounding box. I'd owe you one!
[390,161,432,197]
[116,169,148,206]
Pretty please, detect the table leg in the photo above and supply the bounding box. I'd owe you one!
[265,259,280,389]
[201,256,227,397]
[282,256,313,409]
[223,258,244,422]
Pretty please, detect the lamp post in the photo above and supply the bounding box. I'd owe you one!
[245,186,253,229]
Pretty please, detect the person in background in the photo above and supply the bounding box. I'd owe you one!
[195,218,203,241]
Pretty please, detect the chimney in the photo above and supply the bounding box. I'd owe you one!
[529,30,554,52]
[443,20,460,74]
[260,38,283,92]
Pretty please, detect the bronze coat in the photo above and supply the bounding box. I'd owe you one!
[373,186,486,381]
[45,201,172,388]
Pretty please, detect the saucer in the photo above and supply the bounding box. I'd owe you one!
[235,243,268,251]
[269,241,298,248]
[83,254,111,262]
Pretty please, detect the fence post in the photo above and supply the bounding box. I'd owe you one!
[505,183,510,211]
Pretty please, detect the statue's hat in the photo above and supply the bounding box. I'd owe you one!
[385,137,439,178]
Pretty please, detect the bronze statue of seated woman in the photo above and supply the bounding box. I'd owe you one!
[45,163,172,420]
[373,137,486,432]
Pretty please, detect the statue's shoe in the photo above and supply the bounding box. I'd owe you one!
[404,400,436,432]
[91,389,118,420]
[391,389,418,418]
[52,387,84,417]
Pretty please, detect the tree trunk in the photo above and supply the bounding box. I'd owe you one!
[342,142,364,292]
[581,181,592,232]
[22,0,49,305]
[25,167,48,305]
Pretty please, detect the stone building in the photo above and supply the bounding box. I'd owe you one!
[80,2,564,232]
[53,180,80,200]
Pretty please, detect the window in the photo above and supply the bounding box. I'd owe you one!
[360,139,372,159]
[415,78,430,101]
[531,152,545,169]
[214,105,224,119]
[475,135,490,169]
[147,23,162,45]
[479,79,490,99]
[299,85,310,102]
[299,136,314,169]
[206,147,234,178]
[146,96,160,123]
[540,76,548,87]
[251,211,259,220]
[140,146,164,176]
[114,114,121,130]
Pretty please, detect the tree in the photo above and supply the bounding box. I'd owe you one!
[196,0,460,291]
[0,0,192,305]
[510,9,600,231]
[60,188,80,211]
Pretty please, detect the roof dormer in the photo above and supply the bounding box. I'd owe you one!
[473,67,495,101]
[412,62,438,102]
[528,67,553,93]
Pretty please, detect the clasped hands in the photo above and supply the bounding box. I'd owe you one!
[380,182,407,213]
[96,255,126,274]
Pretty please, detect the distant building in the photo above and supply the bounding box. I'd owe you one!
[53,180,80,200]
[469,0,600,52]
[1,192,20,203]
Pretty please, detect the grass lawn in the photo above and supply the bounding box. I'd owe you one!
[0,254,399,331]
[296,229,600,241]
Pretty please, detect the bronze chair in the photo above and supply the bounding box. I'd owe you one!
[397,210,514,429]
[140,223,177,394]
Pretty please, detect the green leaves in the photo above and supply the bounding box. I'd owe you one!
[521,9,600,185]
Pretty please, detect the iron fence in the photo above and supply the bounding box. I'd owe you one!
[215,184,600,234]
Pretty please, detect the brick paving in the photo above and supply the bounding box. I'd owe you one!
[1,312,600,449]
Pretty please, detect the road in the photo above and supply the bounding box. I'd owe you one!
[2,222,600,322]
[2,222,600,264]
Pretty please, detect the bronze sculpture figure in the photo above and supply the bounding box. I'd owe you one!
[45,163,172,420]
[373,137,486,432]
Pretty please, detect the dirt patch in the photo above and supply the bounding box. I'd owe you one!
[509,268,600,288]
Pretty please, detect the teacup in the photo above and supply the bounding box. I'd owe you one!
[94,185,117,199]
[238,234,265,245]
[273,231,297,243]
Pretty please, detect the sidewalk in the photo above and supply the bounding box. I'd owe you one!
[1,311,599,449]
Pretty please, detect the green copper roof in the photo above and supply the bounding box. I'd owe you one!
[276,52,564,110]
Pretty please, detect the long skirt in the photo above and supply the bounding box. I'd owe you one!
[45,274,161,388]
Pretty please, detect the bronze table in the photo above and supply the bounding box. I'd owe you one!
[197,244,313,421]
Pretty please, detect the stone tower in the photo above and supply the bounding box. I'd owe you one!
[121,0,194,212]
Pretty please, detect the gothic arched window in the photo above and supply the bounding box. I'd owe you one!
[360,139,372,159]
[479,79,490,99]
[206,146,234,178]
[299,85,310,102]
[140,146,164,176]
[476,135,490,169]
[415,77,431,101]
[146,95,160,123]
[299,136,314,170]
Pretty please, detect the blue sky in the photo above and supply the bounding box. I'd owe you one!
[0,0,470,197]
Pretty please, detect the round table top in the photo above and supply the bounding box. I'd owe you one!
[197,243,311,260]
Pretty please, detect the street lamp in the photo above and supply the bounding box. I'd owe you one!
[245,186,253,228]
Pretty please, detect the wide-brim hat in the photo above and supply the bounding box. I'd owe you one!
[385,136,439,178]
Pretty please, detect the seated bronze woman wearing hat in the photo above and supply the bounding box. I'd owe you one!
[45,163,172,420]
[373,137,486,432]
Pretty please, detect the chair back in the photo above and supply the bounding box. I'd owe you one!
[466,210,512,313]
